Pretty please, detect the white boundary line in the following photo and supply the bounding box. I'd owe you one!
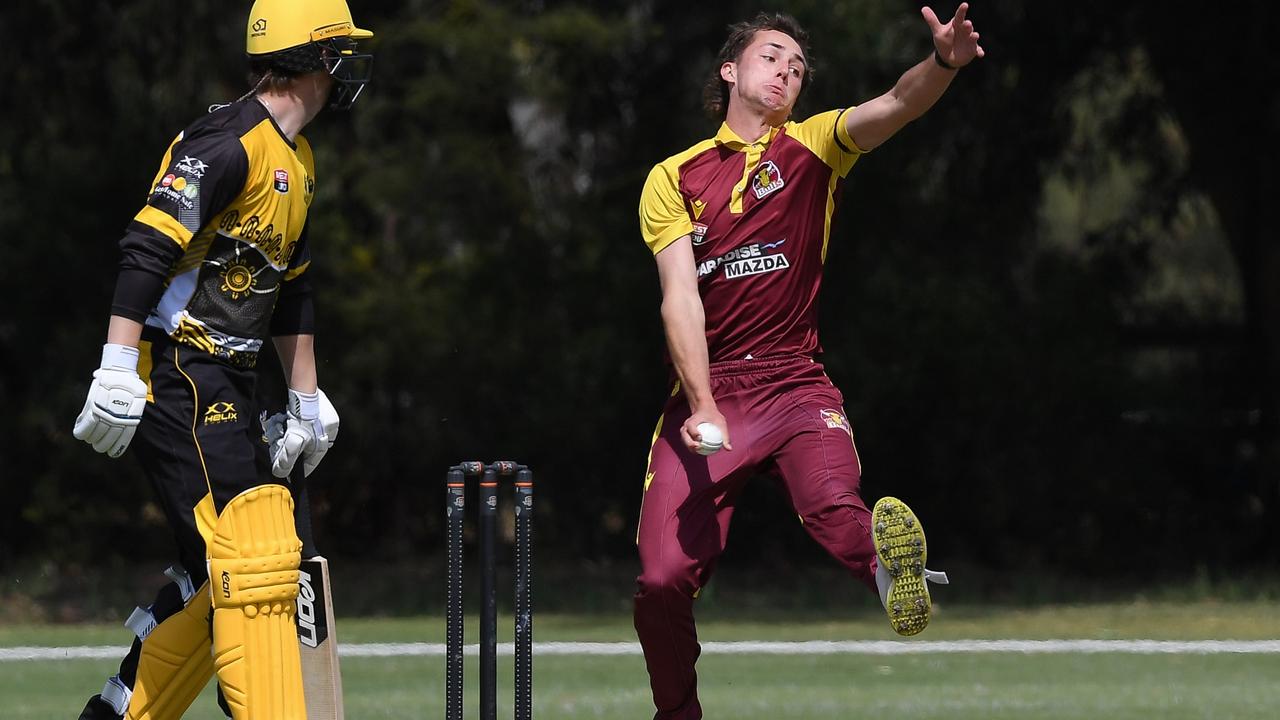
[4,639,1280,662]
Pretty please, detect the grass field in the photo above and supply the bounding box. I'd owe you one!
[4,601,1279,718]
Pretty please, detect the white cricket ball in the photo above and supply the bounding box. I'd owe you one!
[695,422,723,456]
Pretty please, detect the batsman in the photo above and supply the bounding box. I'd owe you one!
[72,1,373,718]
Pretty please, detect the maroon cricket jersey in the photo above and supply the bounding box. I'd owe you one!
[639,110,864,362]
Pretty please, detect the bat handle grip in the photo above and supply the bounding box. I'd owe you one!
[293,467,320,558]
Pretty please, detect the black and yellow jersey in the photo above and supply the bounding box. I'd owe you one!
[111,98,316,366]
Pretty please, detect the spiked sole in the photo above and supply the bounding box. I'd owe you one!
[872,496,930,636]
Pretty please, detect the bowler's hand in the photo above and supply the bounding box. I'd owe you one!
[681,408,733,455]
[923,2,985,68]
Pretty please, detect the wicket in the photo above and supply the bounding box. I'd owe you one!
[446,461,534,720]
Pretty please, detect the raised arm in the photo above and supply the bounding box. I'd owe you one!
[844,2,985,152]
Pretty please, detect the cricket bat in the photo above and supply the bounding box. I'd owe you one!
[298,555,344,719]
[291,464,345,719]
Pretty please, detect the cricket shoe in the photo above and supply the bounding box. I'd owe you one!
[872,496,948,636]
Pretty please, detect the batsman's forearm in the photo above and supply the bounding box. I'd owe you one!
[661,293,715,410]
[273,334,319,393]
[106,315,144,348]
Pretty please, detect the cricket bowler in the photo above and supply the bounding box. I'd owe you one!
[634,5,983,718]
[73,1,373,717]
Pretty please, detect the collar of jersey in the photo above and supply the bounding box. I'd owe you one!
[714,122,782,150]
[248,97,298,151]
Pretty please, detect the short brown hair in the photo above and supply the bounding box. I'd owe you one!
[702,12,814,120]
[247,42,331,91]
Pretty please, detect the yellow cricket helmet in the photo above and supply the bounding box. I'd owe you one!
[246,0,373,56]
[245,0,375,109]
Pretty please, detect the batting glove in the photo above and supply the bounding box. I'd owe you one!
[268,388,339,478]
[72,344,148,458]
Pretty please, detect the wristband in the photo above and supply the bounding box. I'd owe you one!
[288,387,321,421]
[933,49,957,70]
[101,343,141,372]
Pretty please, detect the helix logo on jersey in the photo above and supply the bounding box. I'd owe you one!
[204,402,238,425]
[697,238,790,279]
[251,18,267,36]
[176,156,209,178]
[820,408,853,438]
[751,160,785,200]
[273,169,289,193]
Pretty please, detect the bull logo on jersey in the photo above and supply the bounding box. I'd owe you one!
[751,160,785,200]
[820,409,853,438]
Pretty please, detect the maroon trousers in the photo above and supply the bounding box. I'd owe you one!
[634,357,879,719]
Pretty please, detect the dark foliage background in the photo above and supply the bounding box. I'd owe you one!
[1,0,1273,617]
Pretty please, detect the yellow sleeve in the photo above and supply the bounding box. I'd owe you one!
[638,161,694,255]
[785,109,864,178]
